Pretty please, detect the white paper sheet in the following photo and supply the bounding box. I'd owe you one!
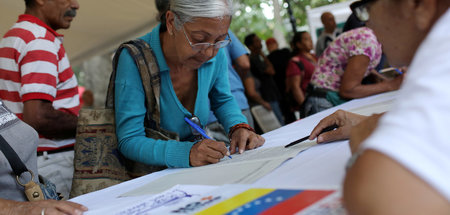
[121,142,316,197]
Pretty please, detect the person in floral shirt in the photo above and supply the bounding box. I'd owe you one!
[304,27,404,116]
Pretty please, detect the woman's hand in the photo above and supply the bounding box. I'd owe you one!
[309,110,368,144]
[229,128,265,154]
[189,139,229,166]
[6,199,88,215]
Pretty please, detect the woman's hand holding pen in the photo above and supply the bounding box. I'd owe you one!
[189,139,229,166]
[309,110,367,144]
[229,128,265,154]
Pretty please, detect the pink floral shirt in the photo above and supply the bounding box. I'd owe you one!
[310,27,382,91]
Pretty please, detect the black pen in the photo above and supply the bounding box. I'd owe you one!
[284,124,339,148]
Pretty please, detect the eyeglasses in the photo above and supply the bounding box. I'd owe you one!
[350,0,376,22]
[181,25,231,51]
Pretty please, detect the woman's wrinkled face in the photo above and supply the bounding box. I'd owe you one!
[172,16,231,69]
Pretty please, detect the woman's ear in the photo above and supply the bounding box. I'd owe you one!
[165,10,175,35]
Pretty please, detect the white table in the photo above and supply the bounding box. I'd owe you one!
[71,91,397,214]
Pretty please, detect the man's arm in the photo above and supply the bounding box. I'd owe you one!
[233,54,251,80]
[0,198,87,215]
[242,77,272,110]
[22,100,77,139]
[260,53,275,76]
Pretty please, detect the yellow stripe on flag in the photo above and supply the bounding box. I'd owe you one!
[196,188,275,215]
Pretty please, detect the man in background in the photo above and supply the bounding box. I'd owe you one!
[315,12,342,56]
[0,0,81,198]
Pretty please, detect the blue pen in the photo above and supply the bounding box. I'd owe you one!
[394,68,403,75]
[184,117,232,159]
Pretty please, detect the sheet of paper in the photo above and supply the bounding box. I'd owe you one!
[348,99,394,116]
[121,142,316,197]
[78,185,216,215]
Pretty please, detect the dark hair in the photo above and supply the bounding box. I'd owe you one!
[25,0,34,7]
[244,33,256,48]
[155,0,170,32]
[291,31,308,56]
[343,13,365,32]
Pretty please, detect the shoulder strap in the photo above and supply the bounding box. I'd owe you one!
[108,39,162,129]
[0,135,29,177]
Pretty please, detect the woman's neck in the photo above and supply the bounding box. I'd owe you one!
[160,31,183,70]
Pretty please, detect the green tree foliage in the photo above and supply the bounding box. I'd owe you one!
[231,0,347,43]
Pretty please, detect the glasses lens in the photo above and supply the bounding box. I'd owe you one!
[216,40,231,49]
[189,116,202,136]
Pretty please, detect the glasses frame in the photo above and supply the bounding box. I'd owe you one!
[350,0,375,22]
[181,25,231,51]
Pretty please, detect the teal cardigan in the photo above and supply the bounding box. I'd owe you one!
[114,24,247,168]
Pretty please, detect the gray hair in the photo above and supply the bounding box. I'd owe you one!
[155,0,233,32]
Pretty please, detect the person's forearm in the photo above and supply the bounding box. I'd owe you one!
[0,199,18,215]
[22,100,77,139]
[291,86,305,105]
[339,81,396,99]
[29,110,77,139]
[261,54,275,75]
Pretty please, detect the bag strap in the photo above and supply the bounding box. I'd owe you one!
[0,134,46,201]
[0,135,29,177]
[108,39,162,129]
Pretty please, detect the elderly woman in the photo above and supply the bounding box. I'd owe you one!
[304,26,404,116]
[114,0,264,168]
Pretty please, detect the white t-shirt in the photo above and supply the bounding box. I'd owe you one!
[361,9,450,202]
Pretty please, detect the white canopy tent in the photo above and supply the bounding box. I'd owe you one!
[0,0,159,66]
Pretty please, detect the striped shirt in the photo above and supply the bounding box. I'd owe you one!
[0,14,80,119]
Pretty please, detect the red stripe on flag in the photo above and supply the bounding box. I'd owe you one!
[0,90,21,102]
[0,69,21,83]
[0,47,20,60]
[20,50,57,66]
[3,28,36,43]
[22,73,56,86]
[260,190,335,215]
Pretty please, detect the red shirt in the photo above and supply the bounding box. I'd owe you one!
[286,54,317,93]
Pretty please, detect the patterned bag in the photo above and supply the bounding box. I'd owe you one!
[70,40,179,198]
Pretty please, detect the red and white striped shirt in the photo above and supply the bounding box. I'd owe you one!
[0,14,80,119]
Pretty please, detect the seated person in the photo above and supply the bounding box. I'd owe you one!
[0,100,87,214]
[304,26,403,116]
[308,0,450,213]
[285,31,316,117]
[115,0,265,168]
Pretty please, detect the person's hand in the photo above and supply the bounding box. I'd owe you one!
[12,199,87,215]
[386,73,404,91]
[189,139,229,166]
[229,128,265,154]
[349,113,382,153]
[309,110,368,144]
[261,101,272,111]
